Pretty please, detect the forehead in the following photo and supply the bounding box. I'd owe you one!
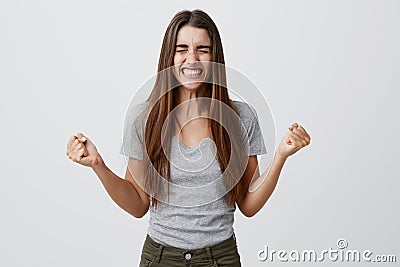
[176,25,211,45]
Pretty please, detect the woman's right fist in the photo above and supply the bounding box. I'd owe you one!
[66,133,103,168]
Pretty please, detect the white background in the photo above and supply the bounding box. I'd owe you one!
[1,0,399,266]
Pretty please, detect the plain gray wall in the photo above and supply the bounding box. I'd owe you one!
[1,0,398,266]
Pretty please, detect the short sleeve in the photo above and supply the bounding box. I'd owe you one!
[233,101,268,156]
[120,103,146,160]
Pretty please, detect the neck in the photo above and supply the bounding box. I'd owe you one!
[176,84,209,104]
[174,84,210,128]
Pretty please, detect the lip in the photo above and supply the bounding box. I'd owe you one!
[180,66,204,79]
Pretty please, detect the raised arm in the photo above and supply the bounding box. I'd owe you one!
[236,123,311,217]
[92,159,150,218]
[66,133,150,218]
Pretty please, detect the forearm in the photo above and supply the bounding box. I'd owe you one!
[91,160,147,218]
[241,153,287,217]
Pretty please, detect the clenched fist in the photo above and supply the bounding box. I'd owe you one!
[277,123,311,158]
[66,133,103,168]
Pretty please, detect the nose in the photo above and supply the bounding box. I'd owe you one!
[184,50,199,63]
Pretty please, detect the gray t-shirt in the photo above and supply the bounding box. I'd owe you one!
[120,100,267,249]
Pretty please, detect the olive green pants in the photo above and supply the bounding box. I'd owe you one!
[139,233,242,267]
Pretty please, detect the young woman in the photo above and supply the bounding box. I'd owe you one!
[66,9,310,267]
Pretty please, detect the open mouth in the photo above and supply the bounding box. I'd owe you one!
[180,67,204,79]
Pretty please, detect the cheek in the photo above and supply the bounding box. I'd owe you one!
[200,54,212,62]
[172,59,181,79]
[174,54,183,65]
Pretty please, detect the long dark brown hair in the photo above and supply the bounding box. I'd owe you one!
[138,9,248,209]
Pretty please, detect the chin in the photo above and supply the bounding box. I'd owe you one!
[181,82,203,91]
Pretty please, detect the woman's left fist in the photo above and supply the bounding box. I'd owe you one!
[277,123,311,158]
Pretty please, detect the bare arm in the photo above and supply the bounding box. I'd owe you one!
[66,133,149,218]
[236,154,286,217]
[237,123,310,217]
[92,159,150,218]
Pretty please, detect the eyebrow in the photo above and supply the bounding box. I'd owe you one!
[175,44,212,49]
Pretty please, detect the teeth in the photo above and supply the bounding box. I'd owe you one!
[182,68,202,76]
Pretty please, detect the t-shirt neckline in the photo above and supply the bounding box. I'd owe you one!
[172,135,213,150]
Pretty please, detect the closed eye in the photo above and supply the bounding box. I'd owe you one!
[175,44,211,54]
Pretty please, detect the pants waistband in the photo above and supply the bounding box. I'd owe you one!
[142,233,237,263]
